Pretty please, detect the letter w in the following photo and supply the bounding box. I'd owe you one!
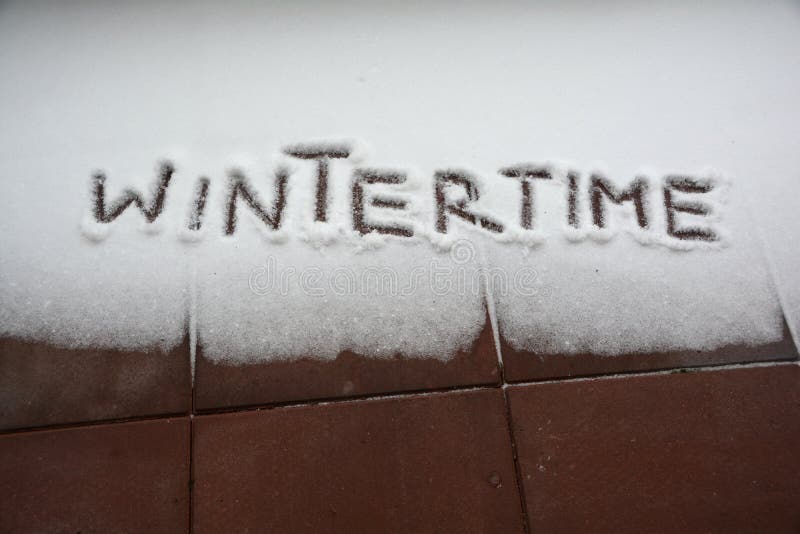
[92,162,174,223]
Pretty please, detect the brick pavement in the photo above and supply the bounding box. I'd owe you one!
[1,300,798,533]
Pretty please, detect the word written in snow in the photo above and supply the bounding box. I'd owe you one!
[89,141,719,242]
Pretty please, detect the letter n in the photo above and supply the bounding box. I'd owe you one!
[225,167,289,235]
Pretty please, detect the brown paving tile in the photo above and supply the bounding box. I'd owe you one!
[193,389,524,534]
[500,321,798,382]
[0,337,191,431]
[194,314,499,411]
[507,364,800,533]
[0,417,190,534]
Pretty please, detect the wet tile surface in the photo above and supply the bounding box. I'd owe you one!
[507,364,800,533]
[499,323,798,382]
[0,337,191,430]
[193,389,524,534]
[194,315,500,411]
[0,417,190,534]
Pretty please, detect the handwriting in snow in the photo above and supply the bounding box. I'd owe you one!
[89,141,720,244]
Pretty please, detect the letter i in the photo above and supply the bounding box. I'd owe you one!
[567,171,580,229]
[188,177,210,231]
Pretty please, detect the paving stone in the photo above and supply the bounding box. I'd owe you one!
[499,322,797,382]
[507,364,800,533]
[0,417,190,534]
[194,315,500,411]
[193,389,524,533]
[0,337,191,430]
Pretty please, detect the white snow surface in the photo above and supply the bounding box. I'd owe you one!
[0,0,798,362]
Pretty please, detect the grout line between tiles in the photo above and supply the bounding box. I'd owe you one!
[3,358,795,437]
[744,196,800,353]
[193,383,498,418]
[0,412,191,436]
[189,263,198,386]
[504,358,799,388]
[502,386,532,534]
[478,242,505,372]
[484,270,532,534]
[187,258,197,533]
[188,412,195,534]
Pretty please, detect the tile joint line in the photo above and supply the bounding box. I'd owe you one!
[2,359,795,436]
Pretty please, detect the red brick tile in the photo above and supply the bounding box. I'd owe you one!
[192,389,524,533]
[0,337,191,430]
[507,364,800,533]
[194,314,500,411]
[0,417,190,533]
[499,322,797,382]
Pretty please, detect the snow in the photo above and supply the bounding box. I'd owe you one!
[0,0,798,362]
